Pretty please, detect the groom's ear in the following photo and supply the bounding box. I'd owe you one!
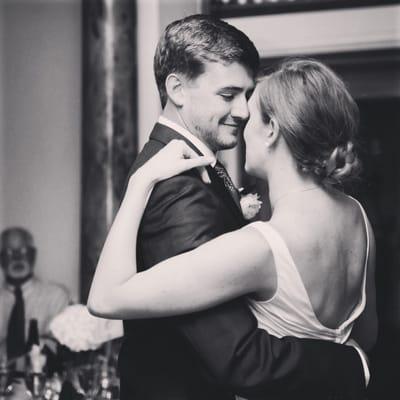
[165,73,185,107]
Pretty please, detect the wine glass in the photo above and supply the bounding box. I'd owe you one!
[0,357,9,399]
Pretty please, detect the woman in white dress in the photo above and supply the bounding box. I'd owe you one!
[88,59,377,384]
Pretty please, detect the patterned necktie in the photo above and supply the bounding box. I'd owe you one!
[7,285,26,360]
[213,161,240,207]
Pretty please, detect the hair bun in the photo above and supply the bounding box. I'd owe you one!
[323,141,361,185]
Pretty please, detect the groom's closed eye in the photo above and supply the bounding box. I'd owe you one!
[217,86,254,104]
[217,89,238,102]
[220,93,235,102]
[217,86,246,101]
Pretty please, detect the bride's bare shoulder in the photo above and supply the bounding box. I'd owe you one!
[272,189,364,239]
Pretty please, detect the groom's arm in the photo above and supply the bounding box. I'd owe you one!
[141,174,365,399]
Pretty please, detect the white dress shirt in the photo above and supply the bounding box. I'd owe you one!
[0,277,70,357]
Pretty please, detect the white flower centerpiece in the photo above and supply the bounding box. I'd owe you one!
[49,304,123,353]
[49,304,123,397]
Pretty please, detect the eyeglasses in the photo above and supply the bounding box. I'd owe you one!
[0,246,36,263]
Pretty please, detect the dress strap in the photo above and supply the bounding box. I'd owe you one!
[247,221,311,303]
[349,196,370,262]
[248,221,299,270]
[347,196,370,278]
[341,196,370,327]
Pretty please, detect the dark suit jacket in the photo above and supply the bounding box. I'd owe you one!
[118,123,366,400]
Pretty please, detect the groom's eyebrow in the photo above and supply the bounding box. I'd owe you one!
[217,86,244,92]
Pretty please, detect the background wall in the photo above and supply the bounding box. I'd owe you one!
[0,0,81,301]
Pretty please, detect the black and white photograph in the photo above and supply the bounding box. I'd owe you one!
[0,0,399,399]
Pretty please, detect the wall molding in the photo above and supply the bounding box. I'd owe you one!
[207,0,400,18]
[226,5,400,58]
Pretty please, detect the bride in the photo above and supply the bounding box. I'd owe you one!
[88,58,377,384]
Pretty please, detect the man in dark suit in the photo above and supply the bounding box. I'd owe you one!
[119,15,366,400]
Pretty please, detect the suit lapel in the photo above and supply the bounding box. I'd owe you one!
[150,123,244,220]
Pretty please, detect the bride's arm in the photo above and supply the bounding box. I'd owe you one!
[87,143,275,320]
[87,171,153,317]
[90,221,273,320]
[87,140,215,317]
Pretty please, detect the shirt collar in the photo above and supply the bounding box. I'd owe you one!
[5,277,36,294]
[158,116,217,167]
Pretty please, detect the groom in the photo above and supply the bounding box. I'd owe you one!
[120,15,365,400]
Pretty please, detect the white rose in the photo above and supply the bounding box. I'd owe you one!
[240,193,262,220]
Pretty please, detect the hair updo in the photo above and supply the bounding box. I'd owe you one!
[258,58,361,186]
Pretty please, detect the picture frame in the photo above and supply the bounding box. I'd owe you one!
[204,0,400,18]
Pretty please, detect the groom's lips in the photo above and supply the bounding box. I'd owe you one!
[221,121,243,129]
[221,122,244,135]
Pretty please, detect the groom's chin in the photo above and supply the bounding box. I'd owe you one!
[215,129,240,150]
[219,134,238,149]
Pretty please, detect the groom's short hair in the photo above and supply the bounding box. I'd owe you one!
[154,14,259,108]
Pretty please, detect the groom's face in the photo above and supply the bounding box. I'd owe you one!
[181,61,254,152]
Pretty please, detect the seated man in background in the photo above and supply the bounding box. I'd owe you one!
[0,227,70,364]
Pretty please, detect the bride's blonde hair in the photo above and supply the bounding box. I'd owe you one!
[258,58,361,186]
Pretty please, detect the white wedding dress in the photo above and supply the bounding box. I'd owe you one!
[239,197,370,399]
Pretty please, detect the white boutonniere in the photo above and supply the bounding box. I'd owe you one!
[239,191,262,220]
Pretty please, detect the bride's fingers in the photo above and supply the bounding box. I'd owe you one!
[198,166,211,184]
[178,141,201,160]
[150,140,213,182]
[181,156,214,170]
[178,157,213,184]
[170,156,213,183]
[167,141,213,182]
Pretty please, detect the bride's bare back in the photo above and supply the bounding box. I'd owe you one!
[270,189,371,330]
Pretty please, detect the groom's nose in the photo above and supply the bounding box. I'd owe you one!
[230,95,249,121]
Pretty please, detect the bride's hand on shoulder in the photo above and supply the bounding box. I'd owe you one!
[134,140,214,186]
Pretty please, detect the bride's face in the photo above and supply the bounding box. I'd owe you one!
[243,89,269,179]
